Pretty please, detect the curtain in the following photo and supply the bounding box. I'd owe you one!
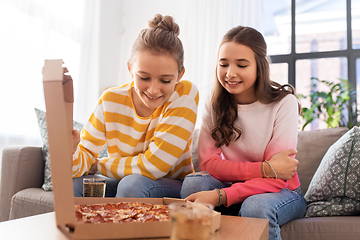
[0,0,86,157]
[181,0,263,124]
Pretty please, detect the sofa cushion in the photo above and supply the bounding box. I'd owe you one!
[296,127,349,195]
[280,216,360,240]
[304,126,360,217]
[9,188,54,220]
[35,108,108,191]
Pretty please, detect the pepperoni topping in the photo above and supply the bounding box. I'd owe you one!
[104,203,116,211]
[117,203,132,209]
[90,205,102,211]
[92,213,105,223]
[152,208,167,214]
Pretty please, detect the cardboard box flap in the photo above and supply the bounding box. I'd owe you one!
[42,59,75,227]
[42,59,64,81]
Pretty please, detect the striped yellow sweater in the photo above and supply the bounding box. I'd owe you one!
[72,80,199,180]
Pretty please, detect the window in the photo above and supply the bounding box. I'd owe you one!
[263,0,360,130]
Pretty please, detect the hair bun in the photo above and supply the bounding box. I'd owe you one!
[148,14,180,36]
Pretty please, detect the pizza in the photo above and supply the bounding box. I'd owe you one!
[75,202,170,224]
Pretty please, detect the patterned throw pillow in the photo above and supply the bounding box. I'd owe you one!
[304,126,360,217]
[35,108,108,191]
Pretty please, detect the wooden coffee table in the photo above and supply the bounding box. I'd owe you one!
[0,212,268,240]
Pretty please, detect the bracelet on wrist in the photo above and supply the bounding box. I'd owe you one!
[262,162,269,178]
[265,160,278,179]
[215,188,222,207]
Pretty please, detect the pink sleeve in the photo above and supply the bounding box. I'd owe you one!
[224,178,288,205]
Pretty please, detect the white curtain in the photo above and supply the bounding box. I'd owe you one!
[0,0,86,156]
[74,0,101,124]
[181,0,263,124]
[0,0,262,161]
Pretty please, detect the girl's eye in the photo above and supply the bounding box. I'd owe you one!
[238,65,247,68]
[139,77,150,81]
[161,80,171,84]
[219,63,228,67]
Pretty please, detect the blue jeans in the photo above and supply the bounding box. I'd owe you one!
[181,172,306,240]
[73,174,182,198]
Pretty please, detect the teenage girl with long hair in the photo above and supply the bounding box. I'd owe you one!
[181,25,306,240]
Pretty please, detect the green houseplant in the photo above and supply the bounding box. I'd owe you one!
[298,77,356,130]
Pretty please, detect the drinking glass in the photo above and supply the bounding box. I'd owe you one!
[169,202,213,240]
[83,178,106,197]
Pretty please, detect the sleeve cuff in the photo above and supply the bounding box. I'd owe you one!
[247,161,263,179]
[223,187,244,207]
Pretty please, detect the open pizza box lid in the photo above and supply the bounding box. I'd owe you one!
[42,59,220,239]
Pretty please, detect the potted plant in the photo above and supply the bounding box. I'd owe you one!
[297,77,356,130]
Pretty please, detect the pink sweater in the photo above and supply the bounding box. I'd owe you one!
[198,94,300,206]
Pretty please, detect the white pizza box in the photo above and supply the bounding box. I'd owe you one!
[42,59,220,239]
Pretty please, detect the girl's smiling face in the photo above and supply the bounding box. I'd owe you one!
[217,41,258,104]
[128,51,184,117]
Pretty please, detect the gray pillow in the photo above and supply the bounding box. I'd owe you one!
[304,126,360,217]
[35,108,107,191]
[296,127,348,195]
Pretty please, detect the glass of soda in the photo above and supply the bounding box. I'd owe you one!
[83,178,106,197]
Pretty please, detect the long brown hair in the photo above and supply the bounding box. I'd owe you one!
[129,14,184,73]
[211,26,299,148]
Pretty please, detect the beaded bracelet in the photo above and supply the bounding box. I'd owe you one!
[262,162,270,178]
[265,160,278,179]
[215,188,222,207]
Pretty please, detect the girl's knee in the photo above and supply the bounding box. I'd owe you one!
[240,195,274,219]
[116,175,149,197]
[181,172,219,198]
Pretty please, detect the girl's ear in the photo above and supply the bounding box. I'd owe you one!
[177,67,185,82]
[127,61,133,78]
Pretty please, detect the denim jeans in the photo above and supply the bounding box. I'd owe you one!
[73,174,182,198]
[181,172,306,240]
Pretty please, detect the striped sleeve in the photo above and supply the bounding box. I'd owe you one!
[72,92,108,177]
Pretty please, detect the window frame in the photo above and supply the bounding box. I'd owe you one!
[269,0,360,123]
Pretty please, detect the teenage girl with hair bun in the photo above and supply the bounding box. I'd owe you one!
[181,25,306,240]
[72,14,199,199]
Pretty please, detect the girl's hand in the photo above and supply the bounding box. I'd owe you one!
[265,149,299,180]
[89,159,99,175]
[185,190,226,208]
[72,129,80,154]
